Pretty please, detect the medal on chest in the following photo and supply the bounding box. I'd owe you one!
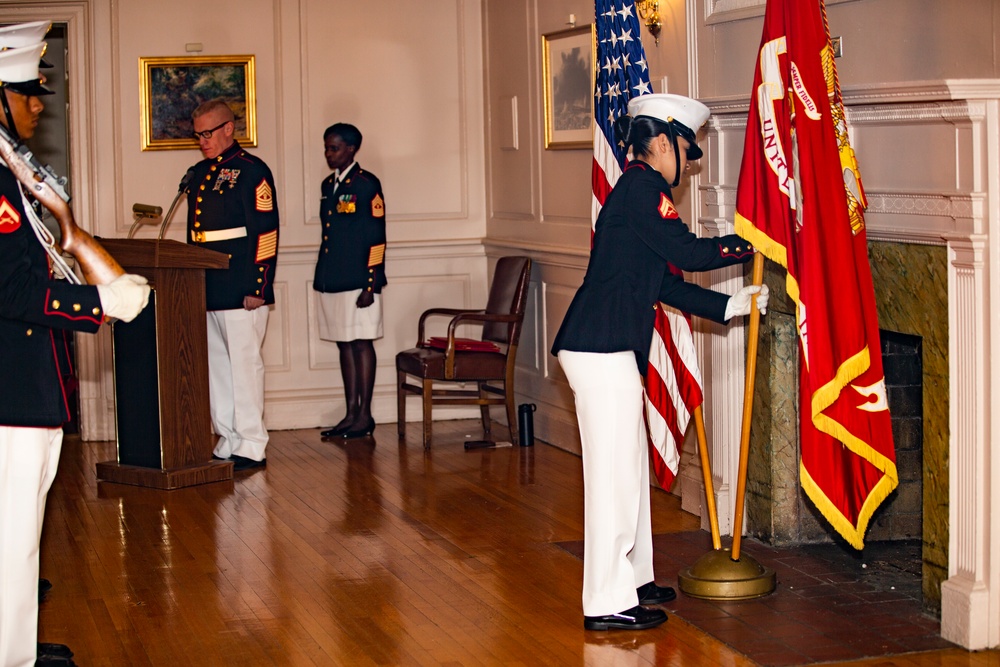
[337,194,357,214]
[213,168,241,192]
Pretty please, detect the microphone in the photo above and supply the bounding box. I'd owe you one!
[132,203,162,218]
[178,168,196,193]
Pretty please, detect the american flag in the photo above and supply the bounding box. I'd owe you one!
[592,0,703,490]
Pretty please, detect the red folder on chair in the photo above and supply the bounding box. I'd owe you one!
[425,337,500,353]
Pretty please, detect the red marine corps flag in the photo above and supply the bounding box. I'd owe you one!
[592,0,701,491]
[734,0,897,548]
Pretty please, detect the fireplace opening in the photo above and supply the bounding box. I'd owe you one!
[867,329,923,542]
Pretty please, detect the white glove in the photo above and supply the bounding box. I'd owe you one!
[97,273,151,323]
[725,284,770,320]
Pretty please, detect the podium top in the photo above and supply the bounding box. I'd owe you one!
[99,238,229,270]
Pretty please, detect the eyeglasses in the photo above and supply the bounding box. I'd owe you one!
[192,121,230,140]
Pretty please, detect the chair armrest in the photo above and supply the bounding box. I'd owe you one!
[446,312,520,334]
[417,308,485,344]
[441,312,520,378]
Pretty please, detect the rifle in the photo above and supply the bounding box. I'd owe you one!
[0,121,124,285]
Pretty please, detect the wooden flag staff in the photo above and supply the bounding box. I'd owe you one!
[692,405,722,551]
[731,253,765,561]
[678,253,776,599]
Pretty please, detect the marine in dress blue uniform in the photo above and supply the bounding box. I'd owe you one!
[551,94,768,631]
[314,123,386,439]
[0,27,150,667]
[186,99,278,470]
[551,160,756,372]
[188,140,278,310]
[313,165,386,296]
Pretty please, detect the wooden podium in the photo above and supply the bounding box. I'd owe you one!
[95,238,233,489]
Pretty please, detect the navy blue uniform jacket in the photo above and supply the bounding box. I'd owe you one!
[186,142,279,311]
[551,161,755,374]
[313,163,387,294]
[0,166,104,426]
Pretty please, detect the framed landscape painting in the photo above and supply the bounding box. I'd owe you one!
[139,54,257,151]
[542,25,595,149]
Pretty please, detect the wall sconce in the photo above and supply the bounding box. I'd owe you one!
[635,0,662,46]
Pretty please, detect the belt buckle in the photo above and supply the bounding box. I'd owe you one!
[193,231,206,243]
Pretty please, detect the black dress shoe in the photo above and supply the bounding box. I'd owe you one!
[37,643,73,659]
[342,418,376,439]
[637,581,677,604]
[320,425,350,438]
[39,578,52,602]
[584,605,667,631]
[231,455,266,472]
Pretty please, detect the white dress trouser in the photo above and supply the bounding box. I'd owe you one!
[0,426,63,667]
[558,350,654,616]
[207,308,269,461]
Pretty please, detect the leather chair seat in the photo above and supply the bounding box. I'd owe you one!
[395,346,509,380]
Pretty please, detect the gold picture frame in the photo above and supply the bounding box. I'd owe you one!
[542,25,595,150]
[139,54,257,151]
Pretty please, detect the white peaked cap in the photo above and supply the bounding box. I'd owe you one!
[0,21,52,49]
[0,43,46,85]
[627,93,711,136]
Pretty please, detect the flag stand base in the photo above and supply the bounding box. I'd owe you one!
[677,548,776,600]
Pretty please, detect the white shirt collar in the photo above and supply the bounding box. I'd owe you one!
[334,161,358,183]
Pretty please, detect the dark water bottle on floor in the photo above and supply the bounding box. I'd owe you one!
[518,403,536,447]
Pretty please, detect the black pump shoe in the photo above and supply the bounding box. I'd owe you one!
[342,419,376,439]
[584,605,667,631]
[320,424,350,438]
[637,581,677,604]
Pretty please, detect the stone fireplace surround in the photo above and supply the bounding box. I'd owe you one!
[689,81,1000,650]
[746,245,943,610]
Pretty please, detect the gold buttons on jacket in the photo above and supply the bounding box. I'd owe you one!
[26,328,32,336]
[51,299,60,309]
[73,304,81,312]
[92,307,101,315]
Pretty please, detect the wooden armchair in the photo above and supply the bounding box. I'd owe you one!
[395,256,532,448]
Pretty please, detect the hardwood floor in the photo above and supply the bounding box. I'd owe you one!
[37,421,999,666]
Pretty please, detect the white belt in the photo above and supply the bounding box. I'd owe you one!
[191,226,247,243]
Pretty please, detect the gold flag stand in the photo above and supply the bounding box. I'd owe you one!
[678,254,776,600]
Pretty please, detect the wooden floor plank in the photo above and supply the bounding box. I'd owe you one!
[34,422,1000,666]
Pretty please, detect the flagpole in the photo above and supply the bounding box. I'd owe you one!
[692,405,722,550]
[731,252,764,561]
[677,254,774,599]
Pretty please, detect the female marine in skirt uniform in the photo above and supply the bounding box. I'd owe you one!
[314,123,387,439]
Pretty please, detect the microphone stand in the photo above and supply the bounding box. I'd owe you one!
[157,188,188,241]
